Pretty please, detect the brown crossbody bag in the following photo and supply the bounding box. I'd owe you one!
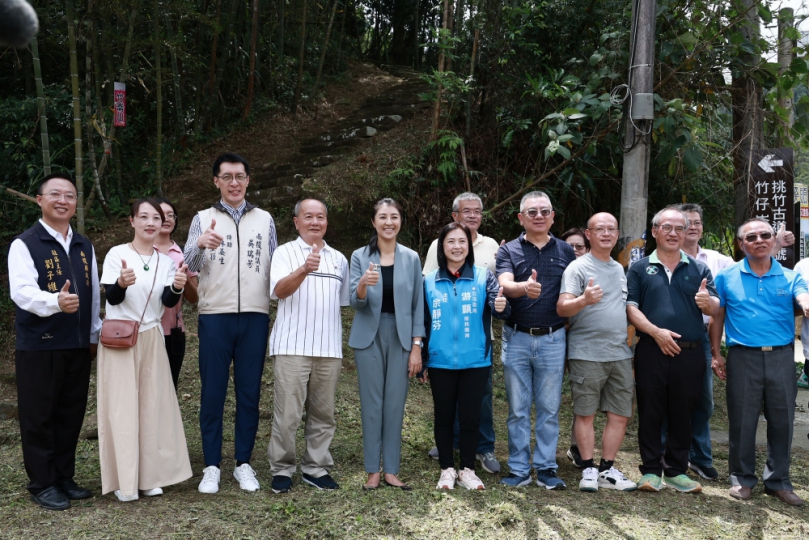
[100,256,159,348]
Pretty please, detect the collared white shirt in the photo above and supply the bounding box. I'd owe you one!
[269,237,350,358]
[422,233,500,275]
[693,246,734,324]
[8,219,102,343]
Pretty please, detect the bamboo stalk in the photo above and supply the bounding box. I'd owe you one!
[314,0,338,90]
[31,37,51,175]
[66,0,85,233]
[244,0,260,117]
[154,0,164,196]
[292,0,307,110]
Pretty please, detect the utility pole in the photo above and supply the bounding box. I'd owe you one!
[732,0,763,254]
[617,0,656,267]
[778,8,795,144]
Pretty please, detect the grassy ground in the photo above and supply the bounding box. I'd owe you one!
[2,305,809,539]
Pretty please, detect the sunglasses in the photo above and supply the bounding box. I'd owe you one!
[567,243,586,250]
[743,232,773,243]
[522,207,552,218]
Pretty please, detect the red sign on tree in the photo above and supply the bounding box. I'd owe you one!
[113,82,126,127]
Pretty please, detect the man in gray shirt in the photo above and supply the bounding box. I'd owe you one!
[557,212,637,492]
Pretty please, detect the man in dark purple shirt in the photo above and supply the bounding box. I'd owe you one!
[496,190,575,489]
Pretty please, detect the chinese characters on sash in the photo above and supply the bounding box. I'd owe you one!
[431,286,478,339]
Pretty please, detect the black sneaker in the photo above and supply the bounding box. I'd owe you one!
[271,475,292,494]
[688,462,719,481]
[566,445,583,468]
[302,473,339,490]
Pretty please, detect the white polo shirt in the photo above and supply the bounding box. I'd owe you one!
[694,246,734,325]
[422,233,500,275]
[269,237,350,358]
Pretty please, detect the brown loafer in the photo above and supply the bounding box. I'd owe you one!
[764,487,805,507]
[729,485,752,501]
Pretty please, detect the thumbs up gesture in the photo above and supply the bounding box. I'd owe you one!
[118,259,136,288]
[173,262,189,290]
[304,243,322,274]
[776,222,795,248]
[524,269,542,299]
[694,277,711,310]
[361,262,380,287]
[197,218,224,250]
[57,279,80,313]
[494,286,507,313]
[583,277,603,305]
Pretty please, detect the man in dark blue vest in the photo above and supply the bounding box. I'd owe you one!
[8,173,102,510]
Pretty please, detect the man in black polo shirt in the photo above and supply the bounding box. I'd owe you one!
[496,190,575,489]
[8,173,102,510]
[626,206,718,494]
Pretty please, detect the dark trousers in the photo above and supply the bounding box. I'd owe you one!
[451,371,495,454]
[430,366,490,470]
[726,346,796,491]
[635,339,704,477]
[164,330,186,390]
[198,312,269,466]
[15,348,91,495]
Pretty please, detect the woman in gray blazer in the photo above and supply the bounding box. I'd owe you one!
[349,198,425,490]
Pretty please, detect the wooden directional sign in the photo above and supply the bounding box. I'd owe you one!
[749,148,794,268]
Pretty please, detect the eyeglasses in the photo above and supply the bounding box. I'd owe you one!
[688,220,703,227]
[217,174,248,183]
[589,227,618,235]
[164,213,177,221]
[522,207,552,218]
[743,232,774,243]
[656,224,686,234]
[460,209,482,216]
[567,243,586,250]
[43,191,77,202]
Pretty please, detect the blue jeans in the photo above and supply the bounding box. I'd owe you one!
[661,331,714,468]
[501,325,566,476]
[452,370,495,453]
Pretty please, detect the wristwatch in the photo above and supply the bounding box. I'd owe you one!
[412,340,424,348]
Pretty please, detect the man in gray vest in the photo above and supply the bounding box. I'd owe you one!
[8,173,102,510]
[184,153,278,494]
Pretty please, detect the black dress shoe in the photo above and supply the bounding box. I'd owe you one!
[31,486,70,511]
[382,479,412,491]
[58,479,92,500]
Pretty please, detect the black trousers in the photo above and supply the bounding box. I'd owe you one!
[634,339,704,477]
[15,348,91,495]
[430,366,490,470]
[164,330,186,390]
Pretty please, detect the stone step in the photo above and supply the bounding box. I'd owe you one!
[298,138,364,154]
[251,167,315,189]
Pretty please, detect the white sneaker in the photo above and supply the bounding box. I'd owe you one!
[233,463,260,492]
[140,488,163,497]
[198,466,221,494]
[579,467,599,492]
[457,468,485,490]
[598,466,638,491]
[114,490,138,502]
[437,467,457,489]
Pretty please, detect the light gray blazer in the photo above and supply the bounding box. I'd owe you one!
[349,243,425,351]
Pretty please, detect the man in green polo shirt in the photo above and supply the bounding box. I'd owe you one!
[711,217,809,507]
[626,206,718,494]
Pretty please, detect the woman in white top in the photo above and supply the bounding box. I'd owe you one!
[97,198,192,502]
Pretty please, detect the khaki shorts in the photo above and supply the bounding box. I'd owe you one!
[568,358,634,418]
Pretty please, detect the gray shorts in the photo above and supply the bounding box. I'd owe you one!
[568,358,634,417]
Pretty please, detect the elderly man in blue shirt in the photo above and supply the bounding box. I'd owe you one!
[711,217,809,507]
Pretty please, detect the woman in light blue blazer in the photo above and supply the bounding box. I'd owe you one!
[349,198,425,490]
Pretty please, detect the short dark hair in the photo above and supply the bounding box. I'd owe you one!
[436,222,475,272]
[130,197,165,223]
[678,203,704,221]
[37,173,76,195]
[154,196,179,234]
[560,227,590,251]
[212,153,250,177]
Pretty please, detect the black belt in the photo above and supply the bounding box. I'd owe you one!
[638,335,700,349]
[730,344,792,352]
[509,322,565,336]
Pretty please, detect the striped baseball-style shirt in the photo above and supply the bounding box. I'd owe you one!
[269,237,350,358]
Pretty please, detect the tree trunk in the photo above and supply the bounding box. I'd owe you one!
[431,0,450,140]
[66,0,85,233]
[465,27,479,138]
[314,0,338,90]
[277,0,285,57]
[154,0,164,196]
[412,0,420,68]
[206,0,241,130]
[292,0,307,110]
[336,0,349,68]
[83,13,112,219]
[244,0,260,117]
[197,0,222,137]
[166,15,184,134]
[31,37,51,175]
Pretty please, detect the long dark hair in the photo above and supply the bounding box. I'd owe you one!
[154,196,180,234]
[436,222,475,271]
[367,198,404,255]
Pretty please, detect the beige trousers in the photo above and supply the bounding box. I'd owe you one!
[267,354,342,478]
[97,326,192,496]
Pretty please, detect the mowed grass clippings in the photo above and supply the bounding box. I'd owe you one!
[2,308,809,539]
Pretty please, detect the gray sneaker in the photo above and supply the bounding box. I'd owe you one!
[476,452,501,474]
[428,447,439,460]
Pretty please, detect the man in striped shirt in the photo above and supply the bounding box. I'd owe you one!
[266,199,350,494]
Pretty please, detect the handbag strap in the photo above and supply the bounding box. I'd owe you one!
[136,254,160,326]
